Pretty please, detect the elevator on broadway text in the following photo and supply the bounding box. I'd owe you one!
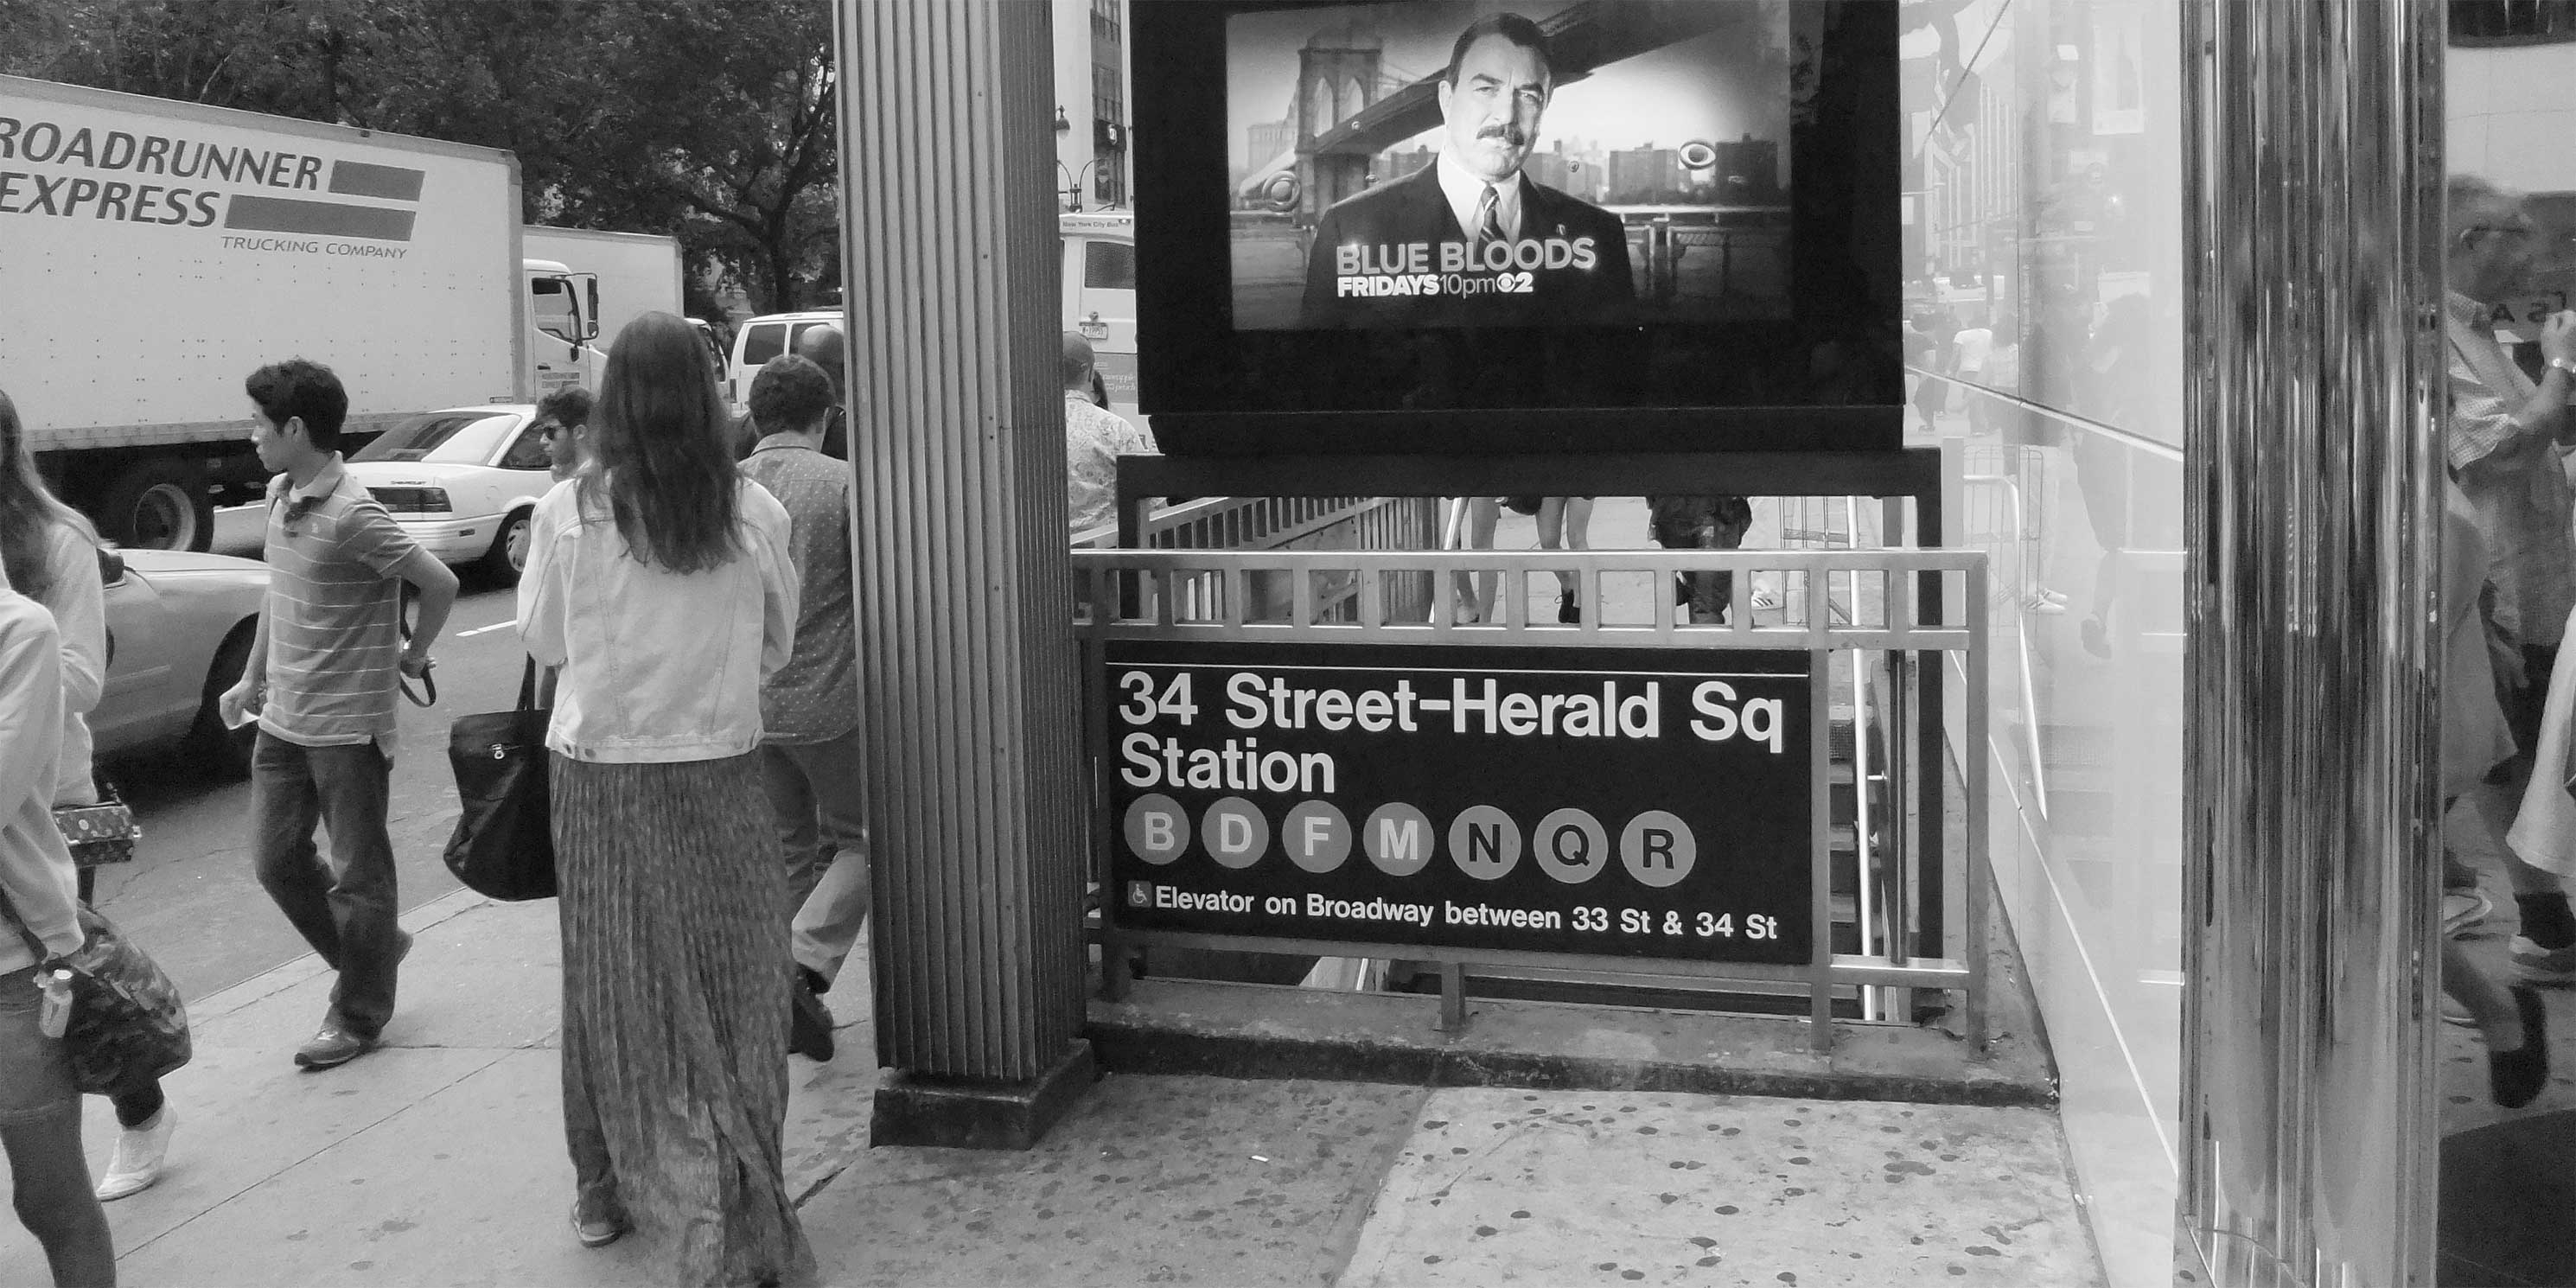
[1125,883,1786,943]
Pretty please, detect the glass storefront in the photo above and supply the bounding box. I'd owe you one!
[1900,3,2186,1282]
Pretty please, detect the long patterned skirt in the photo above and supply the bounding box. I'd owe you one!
[552,752,814,1287]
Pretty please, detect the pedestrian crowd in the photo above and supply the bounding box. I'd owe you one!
[2439,173,2576,1111]
[0,303,1141,1287]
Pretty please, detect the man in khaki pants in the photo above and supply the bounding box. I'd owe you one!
[740,354,867,1062]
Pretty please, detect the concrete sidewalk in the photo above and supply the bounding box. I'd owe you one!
[0,889,2104,1288]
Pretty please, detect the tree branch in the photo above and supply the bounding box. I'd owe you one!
[656,173,768,239]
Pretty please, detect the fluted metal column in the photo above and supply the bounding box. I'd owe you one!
[2178,0,2445,1282]
[834,1,1092,1144]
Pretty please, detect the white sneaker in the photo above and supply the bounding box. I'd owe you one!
[95,1105,175,1201]
[2022,593,2068,615]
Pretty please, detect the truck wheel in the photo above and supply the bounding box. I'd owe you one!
[479,507,533,584]
[100,459,214,552]
[185,622,258,780]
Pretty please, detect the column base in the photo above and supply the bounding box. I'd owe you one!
[870,1038,1097,1150]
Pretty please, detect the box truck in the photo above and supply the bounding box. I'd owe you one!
[0,74,603,549]
[523,225,681,352]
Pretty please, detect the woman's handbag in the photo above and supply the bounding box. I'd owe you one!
[443,658,558,901]
[0,895,193,1093]
[53,778,139,867]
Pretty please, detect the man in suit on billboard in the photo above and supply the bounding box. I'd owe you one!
[1299,12,1635,328]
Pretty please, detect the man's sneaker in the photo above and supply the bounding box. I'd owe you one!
[2512,934,2576,986]
[295,1024,378,1070]
[2495,986,2551,1108]
[94,1106,177,1201]
[2445,889,2496,939]
[788,978,835,1062]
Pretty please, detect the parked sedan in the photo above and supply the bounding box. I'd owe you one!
[94,545,268,778]
[343,405,555,583]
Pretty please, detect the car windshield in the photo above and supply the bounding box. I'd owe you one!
[352,411,520,464]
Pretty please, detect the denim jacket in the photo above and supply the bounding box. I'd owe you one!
[0,583,80,976]
[516,478,799,763]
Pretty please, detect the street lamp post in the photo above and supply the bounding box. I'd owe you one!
[1056,158,1104,212]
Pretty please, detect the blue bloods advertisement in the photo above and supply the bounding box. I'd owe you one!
[1227,1,1794,331]
[1131,0,1901,447]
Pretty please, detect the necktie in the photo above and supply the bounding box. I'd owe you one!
[1474,184,1502,252]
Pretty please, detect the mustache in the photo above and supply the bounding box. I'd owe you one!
[1475,122,1529,147]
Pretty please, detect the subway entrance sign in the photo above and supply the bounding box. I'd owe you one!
[1101,640,1814,965]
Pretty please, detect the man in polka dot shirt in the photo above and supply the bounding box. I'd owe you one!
[740,354,865,1063]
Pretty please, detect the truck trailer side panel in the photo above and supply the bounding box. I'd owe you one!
[0,73,525,546]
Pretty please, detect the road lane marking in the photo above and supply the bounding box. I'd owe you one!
[456,621,520,638]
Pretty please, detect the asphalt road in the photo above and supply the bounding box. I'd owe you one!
[82,504,536,1004]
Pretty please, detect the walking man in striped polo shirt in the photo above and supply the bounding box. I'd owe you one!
[218,359,458,1071]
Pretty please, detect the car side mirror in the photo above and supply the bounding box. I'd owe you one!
[97,545,126,586]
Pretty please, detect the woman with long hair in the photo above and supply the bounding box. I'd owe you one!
[515,312,810,1285]
[0,398,106,829]
[0,390,176,1202]
[0,392,115,1286]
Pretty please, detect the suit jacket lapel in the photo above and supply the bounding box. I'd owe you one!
[1406,164,1462,244]
[1519,174,1564,239]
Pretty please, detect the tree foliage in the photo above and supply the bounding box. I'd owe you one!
[0,0,838,315]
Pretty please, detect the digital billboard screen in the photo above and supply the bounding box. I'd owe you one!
[1132,0,1903,454]
[1225,2,1795,332]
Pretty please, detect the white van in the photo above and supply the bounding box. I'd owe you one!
[724,309,843,407]
[1059,210,1138,421]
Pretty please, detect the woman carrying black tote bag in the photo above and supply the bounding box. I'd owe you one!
[443,658,556,901]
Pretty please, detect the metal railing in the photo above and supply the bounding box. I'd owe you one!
[1077,493,1439,622]
[1075,493,1428,551]
[1077,545,1993,1052]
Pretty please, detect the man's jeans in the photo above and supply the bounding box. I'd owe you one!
[759,729,870,986]
[250,730,404,1038]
